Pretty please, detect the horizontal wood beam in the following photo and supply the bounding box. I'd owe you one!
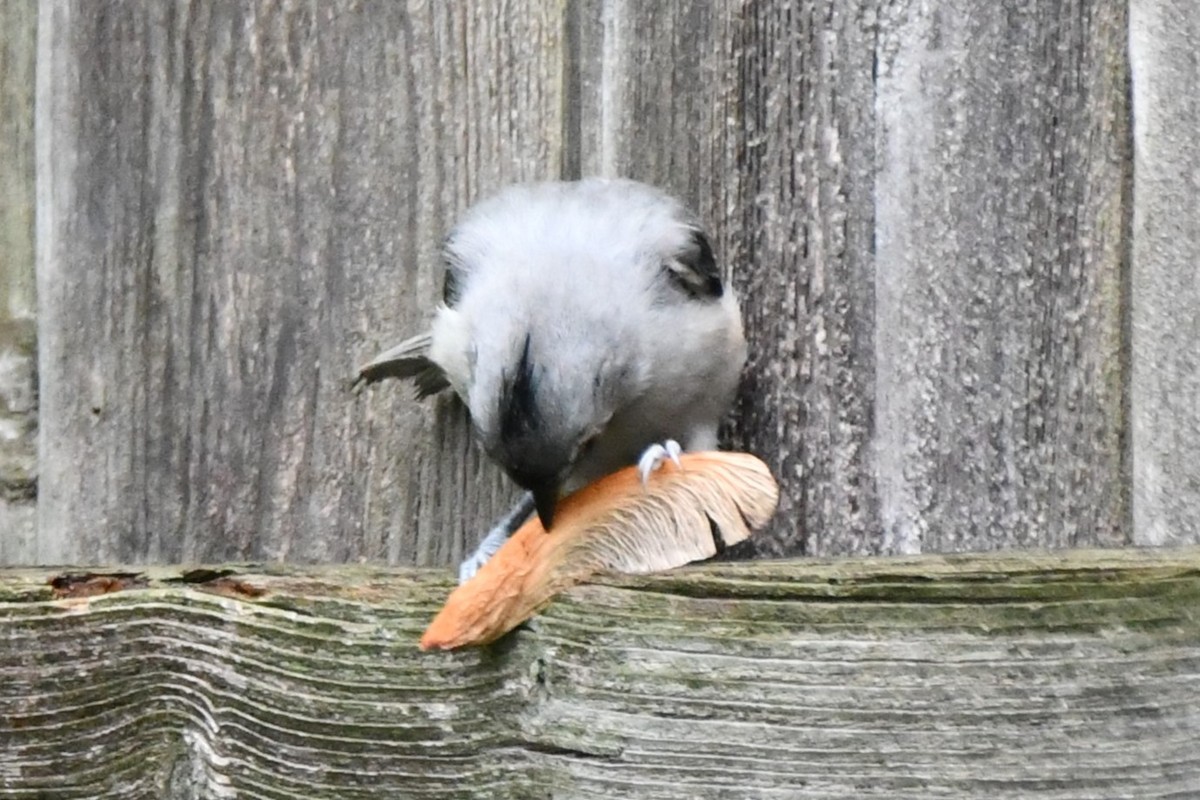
[3,549,1199,798]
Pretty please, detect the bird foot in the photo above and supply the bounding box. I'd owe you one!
[638,439,683,486]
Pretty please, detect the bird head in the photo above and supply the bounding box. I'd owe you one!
[479,331,621,529]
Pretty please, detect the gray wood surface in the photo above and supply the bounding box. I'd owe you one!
[534,0,1135,557]
[15,0,1200,564]
[1130,0,1200,546]
[0,0,37,562]
[3,549,1199,798]
[35,0,564,564]
[730,0,880,557]
[578,1,881,558]
[874,1,1131,553]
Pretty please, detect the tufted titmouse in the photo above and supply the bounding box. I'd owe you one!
[357,178,746,580]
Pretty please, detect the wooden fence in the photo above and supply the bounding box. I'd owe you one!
[3,2,1200,797]
[0,1,1197,565]
[6,551,1200,798]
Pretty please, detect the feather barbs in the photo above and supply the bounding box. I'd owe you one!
[420,451,778,651]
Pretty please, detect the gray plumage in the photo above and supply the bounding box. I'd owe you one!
[358,178,746,561]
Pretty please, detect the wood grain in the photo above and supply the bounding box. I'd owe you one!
[0,0,37,561]
[583,0,1133,556]
[3,549,1199,798]
[1129,0,1200,545]
[873,0,1132,553]
[579,0,880,557]
[20,0,1200,565]
[34,0,567,565]
[731,0,880,557]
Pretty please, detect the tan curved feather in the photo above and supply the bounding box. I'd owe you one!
[420,451,779,650]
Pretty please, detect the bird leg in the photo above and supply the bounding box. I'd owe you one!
[458,492,537,584]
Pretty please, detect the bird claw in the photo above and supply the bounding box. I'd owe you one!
[638,439,683,486]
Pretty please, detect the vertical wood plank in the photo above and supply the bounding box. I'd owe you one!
[733,0,880,556]
[577,0,882,556]
[0,0,37,563]
[28,0,1172,563]
[1129,0,1200,545]
[36,0,568,564]
[873,0,1130,552]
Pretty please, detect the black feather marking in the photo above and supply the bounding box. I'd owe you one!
[442,267,461,306]
[441,234,466,307]
[414,366,451,399]
[664,229,723,300]
[498,333,541,441]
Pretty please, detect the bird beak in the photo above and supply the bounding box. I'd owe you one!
[532,483,560,530]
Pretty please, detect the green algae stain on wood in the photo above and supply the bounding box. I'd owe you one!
[3,550,1200,798]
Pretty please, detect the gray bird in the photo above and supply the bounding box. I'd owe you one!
[357,178,746,580]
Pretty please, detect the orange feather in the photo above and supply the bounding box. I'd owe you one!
[420,451,778,650]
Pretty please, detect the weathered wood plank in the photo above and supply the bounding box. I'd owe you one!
[580,0,880,557]
[34,0,567,565]
[586,0,1134,557]
[874,0,1131,552]
[3,549,1199,798]
[732,0,880,557]
[1129,0,1200,546]
[23,0,1200,567]
[0,0,37,562]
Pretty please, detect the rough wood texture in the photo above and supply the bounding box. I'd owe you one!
[35,0,565,565]
[563,0,1132,557]
[22,1,1200,564]
[874,0,1132,553]
[1130,0,1200,546]
[579,0,880,557]
[731,0,879,557]
[0,0,37,561]
[3,549,1199,798]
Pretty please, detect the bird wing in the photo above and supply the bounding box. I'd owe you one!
[354,332,450,398]
[662,229,724,300]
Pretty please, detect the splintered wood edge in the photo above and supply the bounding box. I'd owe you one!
[420,451,780,650]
